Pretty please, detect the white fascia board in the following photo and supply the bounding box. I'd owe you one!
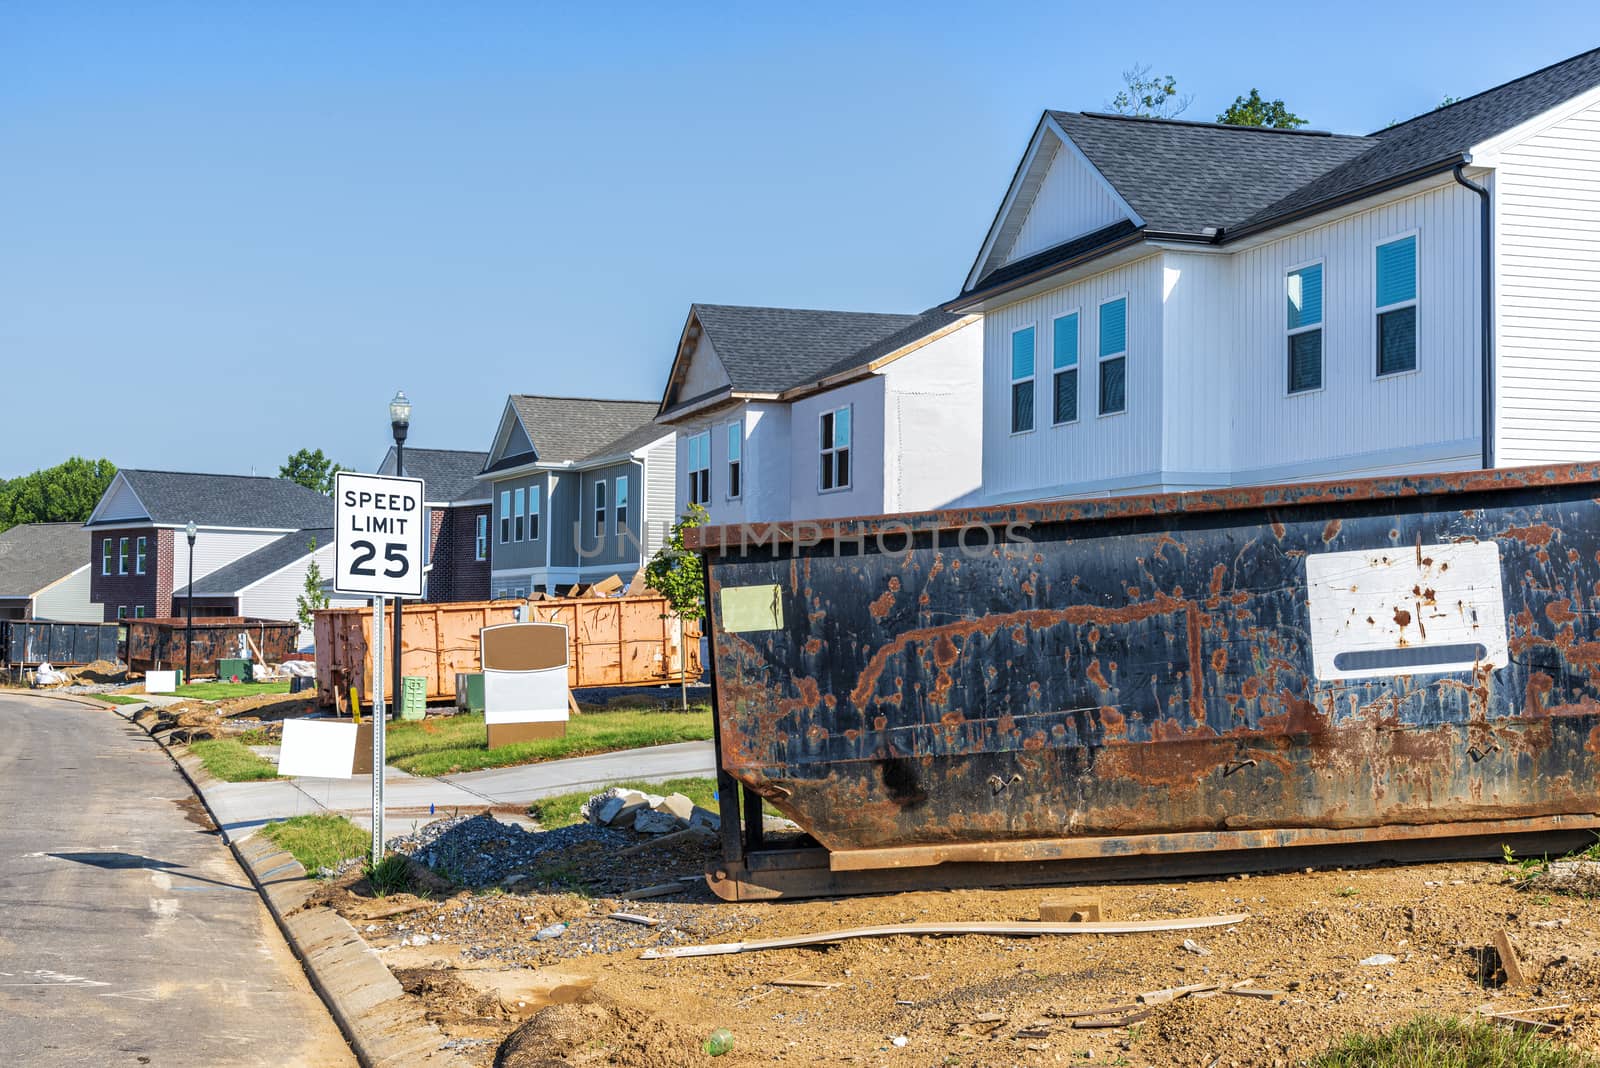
[961,243,1159,313]
[782,315,982,399]
[1469,82,1600,165]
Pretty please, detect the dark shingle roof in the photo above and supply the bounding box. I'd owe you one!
[99,470,334,529]
[0,523,89,598]
[188,528,333,596]
[506,396,660,466]
[692,304,926,393]
[377,447,488,502]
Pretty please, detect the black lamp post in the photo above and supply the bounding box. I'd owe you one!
[389,390,411,719]
[184,520,197,684]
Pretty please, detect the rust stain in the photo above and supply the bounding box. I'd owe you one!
[1211,647,1228,673]
[1502,523,1556,548]
[1209,563,1227,599]
[1547,599,1578,625]
[1322,518,1341,543]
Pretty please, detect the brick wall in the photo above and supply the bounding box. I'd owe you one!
[426,503,490,602]
[90,527,160,620]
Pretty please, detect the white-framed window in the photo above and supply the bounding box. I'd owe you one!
[116,605,127,620]
[593,480,607,539]
[1097,296,1127,415]
[512,586,525,599]
[499,490,511,543]
[513,487,526,541]
[615,475,629,532]
[133,605,146,618]
[474,514,488,560]
[726,423,742,499]
[1287,261,1325,393]
[118,536,129,575]
[1376,233,1418,376]
[1010,325,1036,434]
[102,538,112,576]
[134,535,147,575]
[1051,312,1079,425]
[820,406,851,491]
[528,485,541,541]
[687,432,711,505]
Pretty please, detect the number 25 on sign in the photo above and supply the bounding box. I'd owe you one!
[333,472,426,598]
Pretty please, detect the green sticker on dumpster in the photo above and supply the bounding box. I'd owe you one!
[719,584,784,633]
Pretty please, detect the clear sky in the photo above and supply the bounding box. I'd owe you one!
[3,2,1596,478]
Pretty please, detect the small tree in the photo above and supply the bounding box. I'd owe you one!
[644,503,708,710]
[1107,63,1191,119]
[1218,89,1307,129]
[297,538,330,632]
[280,448,345,494]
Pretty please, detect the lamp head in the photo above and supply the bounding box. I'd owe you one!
[185,520,197,544]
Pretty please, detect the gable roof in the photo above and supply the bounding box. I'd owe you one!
[689,304,926,394]
[88,470,334,529]
[958,46,1600,302]
[187,528,333,597]
[377,447,488,503]
[0,523,89,598]
[483,396,661,474]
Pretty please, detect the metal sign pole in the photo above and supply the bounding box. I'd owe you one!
[371,595,386,865]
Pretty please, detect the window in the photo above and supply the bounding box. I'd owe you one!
[528,485,541,541]
[726,423,742,499]
[116,605,127,620]
[499,490,511,543]
[1376,234,1418,376]
[1098,297,1127,415]
[118,536,129,575]
[820,406,851,490]
[475,514,488,561]
[133,605,146,618]
[1010,326,1035,433]
[1052,312,1079,424]
[513,487,525,541]
[615,475,629,531]
[687,432,711,504]
[134,536,147,575]
[1287,263,1324,393]
[593,480,607,539]
[102,538,112,576]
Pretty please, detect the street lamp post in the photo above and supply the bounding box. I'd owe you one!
[184,520,197,684]
[389,390,411,720]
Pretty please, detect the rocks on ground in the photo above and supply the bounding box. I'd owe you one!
[580,786,721,836]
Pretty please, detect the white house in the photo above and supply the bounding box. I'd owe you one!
[655,304,983,524]
[948,47,1600,504]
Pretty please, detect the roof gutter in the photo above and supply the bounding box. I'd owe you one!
[1453,161,1494,470]
[943,226,1148,312]
[1220,154,1468,246]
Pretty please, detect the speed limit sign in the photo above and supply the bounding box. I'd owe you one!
[334,472,426,598]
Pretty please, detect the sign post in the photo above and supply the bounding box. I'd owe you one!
[332,472,425,865]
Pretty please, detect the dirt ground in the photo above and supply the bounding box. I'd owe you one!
[309,825,1600,1068]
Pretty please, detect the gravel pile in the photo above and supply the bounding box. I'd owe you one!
[390,813,629,889]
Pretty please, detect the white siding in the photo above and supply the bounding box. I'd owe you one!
[32,566,99,622]
[640,435,677,556]
[92,476,148,522]
[172,529,284,587]
[237,543,363,645]
[880,319,984,511]
[1495,98,1600,465]
[788,377,887,520]
[1160,252,1235,483]
[1003,136,1129,266]
[678,332,732,399]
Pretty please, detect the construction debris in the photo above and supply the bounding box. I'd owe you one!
[1039,895,1103,922]
[582,787,722,837]
[1494,929,1529,988]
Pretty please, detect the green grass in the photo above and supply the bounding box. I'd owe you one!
[99,693,147,705]
[189,738,280,782]
[1311,1016,1600,1068]
[173,680,292,700]
[262,815,369,874]
[384,705,713,776]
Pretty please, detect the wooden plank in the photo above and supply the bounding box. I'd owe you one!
[1071,1009,1152,1029]
[640,913,1250,959]
[620,882,687,901]
[767,979,839,989]
[606,912,661,927]
[1495,929,1528,988]
[1137,983,1219,1005]
[1040,895,1103,922]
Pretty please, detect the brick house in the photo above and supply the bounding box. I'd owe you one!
[84,469,334,622]
[374,447,490,603]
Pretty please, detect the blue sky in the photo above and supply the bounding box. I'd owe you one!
[2,2,1595,478]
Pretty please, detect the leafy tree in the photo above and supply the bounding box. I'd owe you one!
[0,457,117,533]
[1107,63,1191,119]
[1218,89,1307,129]
[644,503,709,709]
[296,537,330,631]
[279,448,345,494]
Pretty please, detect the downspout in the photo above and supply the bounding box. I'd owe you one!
[1453,163,1493,470]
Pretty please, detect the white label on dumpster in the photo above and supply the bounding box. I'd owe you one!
[1305,540,1507,681]
[333,471,425,598]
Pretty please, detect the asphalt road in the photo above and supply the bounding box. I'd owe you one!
[0,694,355,1067]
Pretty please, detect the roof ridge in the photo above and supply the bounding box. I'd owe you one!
[1068,111,1349,138]
[121,467,293,481]
[510,394,656,405]
[1372,44,1600,137]
[695,302,921,318]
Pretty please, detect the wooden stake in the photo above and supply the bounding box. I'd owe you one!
[1494,929,1528,988]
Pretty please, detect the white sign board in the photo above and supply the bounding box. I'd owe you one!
[278,719,359,779]
[333,471,425,598]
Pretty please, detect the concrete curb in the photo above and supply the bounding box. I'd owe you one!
[4,688,127,711]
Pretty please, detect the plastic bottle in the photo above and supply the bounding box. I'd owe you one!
[703,1028,734,1056]
[534,922,567,941]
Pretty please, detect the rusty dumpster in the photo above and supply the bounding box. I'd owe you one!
[692,463,1600,899]
[1,620,121,668]
[125,617,298,677]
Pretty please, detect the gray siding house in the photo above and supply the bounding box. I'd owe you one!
[480,395,676,597]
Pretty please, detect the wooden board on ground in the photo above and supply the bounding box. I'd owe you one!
[1040,895,1103,922]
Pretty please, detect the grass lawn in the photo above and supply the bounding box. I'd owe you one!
[260,815,369,874]
[189,738,280,782]
[173,680,291,700]
[385,705,713,776]
[1311,1016,1599,1067]
[99,693,146,705]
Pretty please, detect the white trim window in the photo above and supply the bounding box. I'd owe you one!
[118,536,129,575]
[1051,312,1079,424]
[726,423,742,500]
[133,605,146,618]
[1010,325,1036,433]
[116,605,127,620]
[1376,234,1418,376]
[134,535,147,575]
[820,406,852,491]
[102,538,113,576]
[1286,262,1325,393]
[475,514,488,561]
[615,475,629,532]
[528,485,541,541]
[513,487,526,541]
[1097,296,1127,415]
[687,432,711,505]
[593,480,607,539]
[499,490,511,543]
